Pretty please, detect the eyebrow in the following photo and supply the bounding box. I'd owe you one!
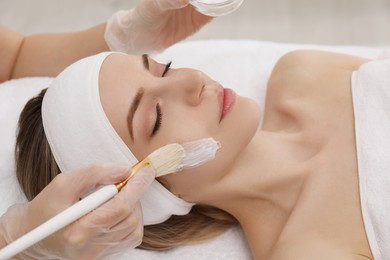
[127,87,145,141]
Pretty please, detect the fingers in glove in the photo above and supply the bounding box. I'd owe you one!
[62,168,154,247]
[153,0,189,11]
[46,164,131,205]
[119,167,155,206]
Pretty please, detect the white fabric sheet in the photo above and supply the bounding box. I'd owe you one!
[0,40,385,259]
[352,58,390,260]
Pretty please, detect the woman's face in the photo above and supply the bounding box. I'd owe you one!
[99,53,260,202]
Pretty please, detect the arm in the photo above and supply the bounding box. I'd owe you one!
[0,25,23,82]
[1,0,212,83]
[0,24,109,82]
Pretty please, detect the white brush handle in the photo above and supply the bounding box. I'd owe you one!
[0,184,118,259]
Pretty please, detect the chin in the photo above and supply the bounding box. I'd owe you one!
[216,96,260,163]
[234,96,261,136]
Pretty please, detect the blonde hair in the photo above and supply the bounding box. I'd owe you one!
[15,89,238,250]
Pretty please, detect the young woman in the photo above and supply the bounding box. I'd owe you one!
[15,49,379,259]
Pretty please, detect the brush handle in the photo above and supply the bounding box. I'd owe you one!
[0,184,118,259]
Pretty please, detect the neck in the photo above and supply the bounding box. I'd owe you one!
[205,130,311,256]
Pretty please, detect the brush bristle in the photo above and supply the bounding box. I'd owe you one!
[148,144,185,177]
[147,138,221,178]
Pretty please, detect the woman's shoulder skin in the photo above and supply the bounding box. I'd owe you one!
[266,50,369,101]
[267,49,369,100]
[262,50,369,132]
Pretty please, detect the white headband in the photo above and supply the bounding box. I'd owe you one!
[42,52,194,225]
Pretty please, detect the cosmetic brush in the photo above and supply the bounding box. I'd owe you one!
[0,138,220,259]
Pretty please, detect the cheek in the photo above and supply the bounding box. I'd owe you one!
[159,108,217,144]
[165,124,208,142]
[129,111,216,163]
[161,98,260,199]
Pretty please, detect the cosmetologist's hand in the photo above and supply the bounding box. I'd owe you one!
[104,0,213,54]
[0,165,155,259]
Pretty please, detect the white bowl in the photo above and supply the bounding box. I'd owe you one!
[190,0,244,16]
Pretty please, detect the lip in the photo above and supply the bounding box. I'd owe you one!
[219,88,236,122]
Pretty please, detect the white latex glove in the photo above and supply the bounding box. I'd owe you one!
[104,0,213,54]
[0,165,155,259]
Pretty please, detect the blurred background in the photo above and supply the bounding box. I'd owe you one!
[1,0,390,46]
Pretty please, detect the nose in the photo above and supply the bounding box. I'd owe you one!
[154,68,205,106]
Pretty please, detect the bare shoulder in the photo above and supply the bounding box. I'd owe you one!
[272,50,369,72]
[0,24,24,83]
[268,239,373,260]
[268,50,368,87]
[262,50,369,131]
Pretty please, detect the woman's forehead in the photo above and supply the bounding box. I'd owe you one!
[99,54,144,89]
[101,53,142,71]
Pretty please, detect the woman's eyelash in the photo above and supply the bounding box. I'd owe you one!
[151,61,170,137]
[162,61,172,77]
[151,104,162,136]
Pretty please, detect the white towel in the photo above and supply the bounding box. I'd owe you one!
[0,40,385,259]
[0,77,52,210]
[352,58,390,260]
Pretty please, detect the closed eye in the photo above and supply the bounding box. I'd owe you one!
[148,61,171,137]
[162,61,172,77]
[151,104,162,136]
[149,61,171,137]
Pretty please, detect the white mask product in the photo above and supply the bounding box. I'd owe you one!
[190,0,244,16]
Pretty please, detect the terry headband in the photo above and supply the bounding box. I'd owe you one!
[42,52,194,225]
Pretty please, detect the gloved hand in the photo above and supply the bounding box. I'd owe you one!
[0,165,155,259]
[104,0,213,54]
